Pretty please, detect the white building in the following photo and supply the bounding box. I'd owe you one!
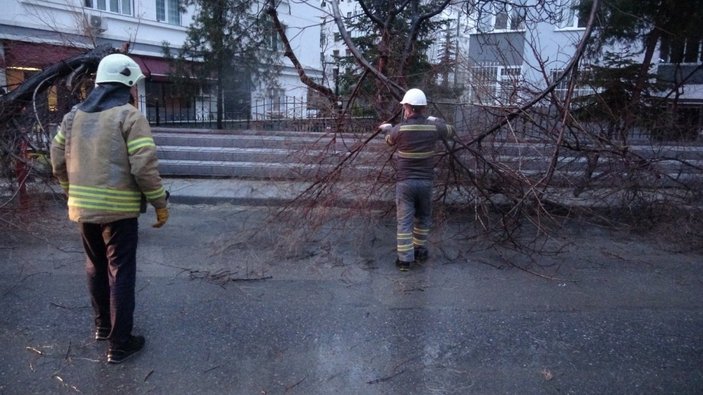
[0,0,325,123]
[462,0,702,136]
[317,1,473,100]
[318,1,701,123]
[317,0,363,102]
[251,0,327,120]
[463,0,595,106]
[4,0,701,131]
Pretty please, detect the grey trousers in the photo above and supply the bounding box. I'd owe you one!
[395,179,433,262]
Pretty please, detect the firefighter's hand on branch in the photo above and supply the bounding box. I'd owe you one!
[427,116,438,122]
[378,123,393,131]
[153,207,169,228]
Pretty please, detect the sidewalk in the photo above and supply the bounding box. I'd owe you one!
[1,194,702,394]
[162,177,313,206]
[7,176,697,211]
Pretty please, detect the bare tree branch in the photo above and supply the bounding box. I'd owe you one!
[401,0,452,73]
[266,0,338,104]
[329,0,405,99]
[464,0,601,147]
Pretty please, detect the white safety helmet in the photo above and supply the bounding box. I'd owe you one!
[95,54,145,87]
[399,88,427,106]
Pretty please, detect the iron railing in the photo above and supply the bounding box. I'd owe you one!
[138,94,703,142]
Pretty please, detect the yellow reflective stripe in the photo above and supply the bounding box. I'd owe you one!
[127,137,155,154]
[446,125,455,137]
[53,130,66,145]
[399,125,436,132]
[70,184,142,198]
[59,180,69,189]
[68,202,139,211]
[397,235,413,251]
[398,150,435,159]
[397,244,414,252]
[68,198,140,212]
[144,186,166,200]
[412,237,427,246]
[67,185,141,212]
[69,192,140,203]
[413,227,429,235]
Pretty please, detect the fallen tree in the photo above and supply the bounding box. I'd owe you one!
[0,44,115,208]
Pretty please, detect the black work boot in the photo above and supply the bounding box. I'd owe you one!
[395,258,412,271]
[107,335,145,364]
[94,326,110,341]
[414,247,429,263]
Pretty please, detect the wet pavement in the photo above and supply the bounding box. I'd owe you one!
[1,201,702,394]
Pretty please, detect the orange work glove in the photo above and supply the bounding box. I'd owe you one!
[153,207,169,228]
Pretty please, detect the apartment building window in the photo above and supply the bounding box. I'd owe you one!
[84,0,132,16]
[470,64,498,104]
[660,36,703,63]
[269,88,285,117]
[499,66,521,104]
[156,0,180,25]
[559,0,586,29]
[470,63,521,105]
[265,21,285,51]
[550,69,593,100]
[477,2,526,32]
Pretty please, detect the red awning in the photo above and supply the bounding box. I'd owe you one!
[132,55,172,81]
[0,42,179,82]
[2,41,83,69]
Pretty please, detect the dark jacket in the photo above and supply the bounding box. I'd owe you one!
[385,114,454,180]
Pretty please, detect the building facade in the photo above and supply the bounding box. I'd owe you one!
[1,0,325,124]
[4,0,701,134]
[463,0,702,137]
[316,0,701,133]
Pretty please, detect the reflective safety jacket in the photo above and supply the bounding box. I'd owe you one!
[385,114,454,181]
[50,104,167,224]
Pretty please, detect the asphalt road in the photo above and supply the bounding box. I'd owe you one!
[1,202,702,394]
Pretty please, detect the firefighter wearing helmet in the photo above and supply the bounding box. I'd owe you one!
[51,53,168,363]
[95,53,145,86]
[379,88,454,271]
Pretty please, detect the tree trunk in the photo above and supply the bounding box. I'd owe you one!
[622,27,660,142]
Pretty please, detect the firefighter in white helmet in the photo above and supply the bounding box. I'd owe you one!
[379,88,454,271]
[51,53,168,363]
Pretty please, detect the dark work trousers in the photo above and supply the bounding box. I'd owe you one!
[79,218,138,348]
[395,179,433,262]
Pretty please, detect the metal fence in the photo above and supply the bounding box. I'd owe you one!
[141,95,250,130]
[140,95,329,129]
[138,93,703,143]
[139,95,379,133]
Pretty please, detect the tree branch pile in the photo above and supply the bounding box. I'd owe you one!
[270,0,702,255]
[0,44,115,206]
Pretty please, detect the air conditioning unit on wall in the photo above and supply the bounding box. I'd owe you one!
[85,14,107,33]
